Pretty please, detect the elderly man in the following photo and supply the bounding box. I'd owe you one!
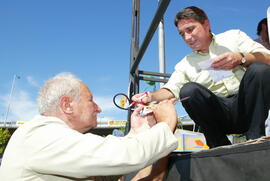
[133,6,270,148]
[0,72,178,180]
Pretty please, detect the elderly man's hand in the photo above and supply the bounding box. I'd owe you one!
[129,105,157,134]
[151,99,178,132]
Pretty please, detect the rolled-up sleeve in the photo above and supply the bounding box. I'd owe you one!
[236,30,270,54]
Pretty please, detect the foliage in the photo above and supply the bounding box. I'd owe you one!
[119,126,126,134]
[0,128,11,154]
[144,75,155,86]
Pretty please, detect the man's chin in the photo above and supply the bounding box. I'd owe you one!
[93,121,98,128]
[190,44,200,50]
[188,44,196,50]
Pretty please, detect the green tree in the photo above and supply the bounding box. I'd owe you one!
[0,128,11,154]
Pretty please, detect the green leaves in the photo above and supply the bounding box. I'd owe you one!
[0,128,11,154]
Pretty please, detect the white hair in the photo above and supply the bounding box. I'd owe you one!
[37,72,82,114]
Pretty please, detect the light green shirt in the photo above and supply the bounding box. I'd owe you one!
[163,29,270,99]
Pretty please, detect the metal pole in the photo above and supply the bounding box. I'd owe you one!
[4,75,20,127]
[126,0,140,134]
[158,14,166,88]
[130,0,170,74]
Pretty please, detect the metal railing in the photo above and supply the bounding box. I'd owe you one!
[126,0,171,132]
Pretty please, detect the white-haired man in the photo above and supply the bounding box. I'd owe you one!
[0,72,178,181]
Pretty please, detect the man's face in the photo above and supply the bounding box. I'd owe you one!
[72,83,102,133]
[177,18,211,53]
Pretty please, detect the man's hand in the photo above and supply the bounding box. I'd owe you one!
[129,105,157,134]
[152,99,178,132]
[131,92,152,105]
[211,52,242,69]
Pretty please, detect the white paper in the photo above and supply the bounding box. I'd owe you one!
[198,59,232,82]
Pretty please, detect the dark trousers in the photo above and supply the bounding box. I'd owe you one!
[180,62,270,148]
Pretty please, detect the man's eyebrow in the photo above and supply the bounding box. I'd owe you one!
[178,30,184,35]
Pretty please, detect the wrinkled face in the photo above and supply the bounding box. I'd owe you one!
[72,83,102,133]
[177,18,211,53]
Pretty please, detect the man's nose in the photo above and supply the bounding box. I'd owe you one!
[96,104,102,113]
[184,33,192,42]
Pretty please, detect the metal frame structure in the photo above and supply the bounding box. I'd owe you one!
[127,0,171,131]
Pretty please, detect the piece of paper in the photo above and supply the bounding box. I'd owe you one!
[198,59,232,82]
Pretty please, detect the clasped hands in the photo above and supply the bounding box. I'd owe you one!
[129,95,178,134]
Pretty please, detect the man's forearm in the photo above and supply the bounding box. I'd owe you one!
[242,52,270,66]
[150,88,175,102]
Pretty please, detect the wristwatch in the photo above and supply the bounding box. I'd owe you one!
[240,52,246,65]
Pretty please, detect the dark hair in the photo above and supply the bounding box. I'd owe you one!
[174,6,209,27]
[257,18,268,35]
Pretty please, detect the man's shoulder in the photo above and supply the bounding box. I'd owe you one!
[20,115,62,127]
[216,29,243,38]
[174,53,199,71]
[175,56,189,68]
[15,115,69,136]
[214,29,251,47]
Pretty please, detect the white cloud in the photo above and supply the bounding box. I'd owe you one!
[94,95,127,120]
[94,96,115,111]
[26,76,40,87]
[0,90,38,123]
[0,91,126,124]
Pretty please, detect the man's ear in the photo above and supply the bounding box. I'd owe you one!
[59,96,73,114]
[203,19,210,32]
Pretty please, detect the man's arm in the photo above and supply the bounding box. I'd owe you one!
[132,88,175,104]
[212,30,270,69]
[130,99,178,181]
[211,51,270,69]
[28,119,177,177]
[151,88,175,102]
[241,52,270,66]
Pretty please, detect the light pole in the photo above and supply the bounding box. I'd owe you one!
[158,0,166,88]
[4,75,20,127]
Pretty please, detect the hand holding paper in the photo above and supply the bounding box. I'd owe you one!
[198,59,232,82]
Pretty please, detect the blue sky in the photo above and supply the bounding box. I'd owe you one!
[0,0,269,123]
